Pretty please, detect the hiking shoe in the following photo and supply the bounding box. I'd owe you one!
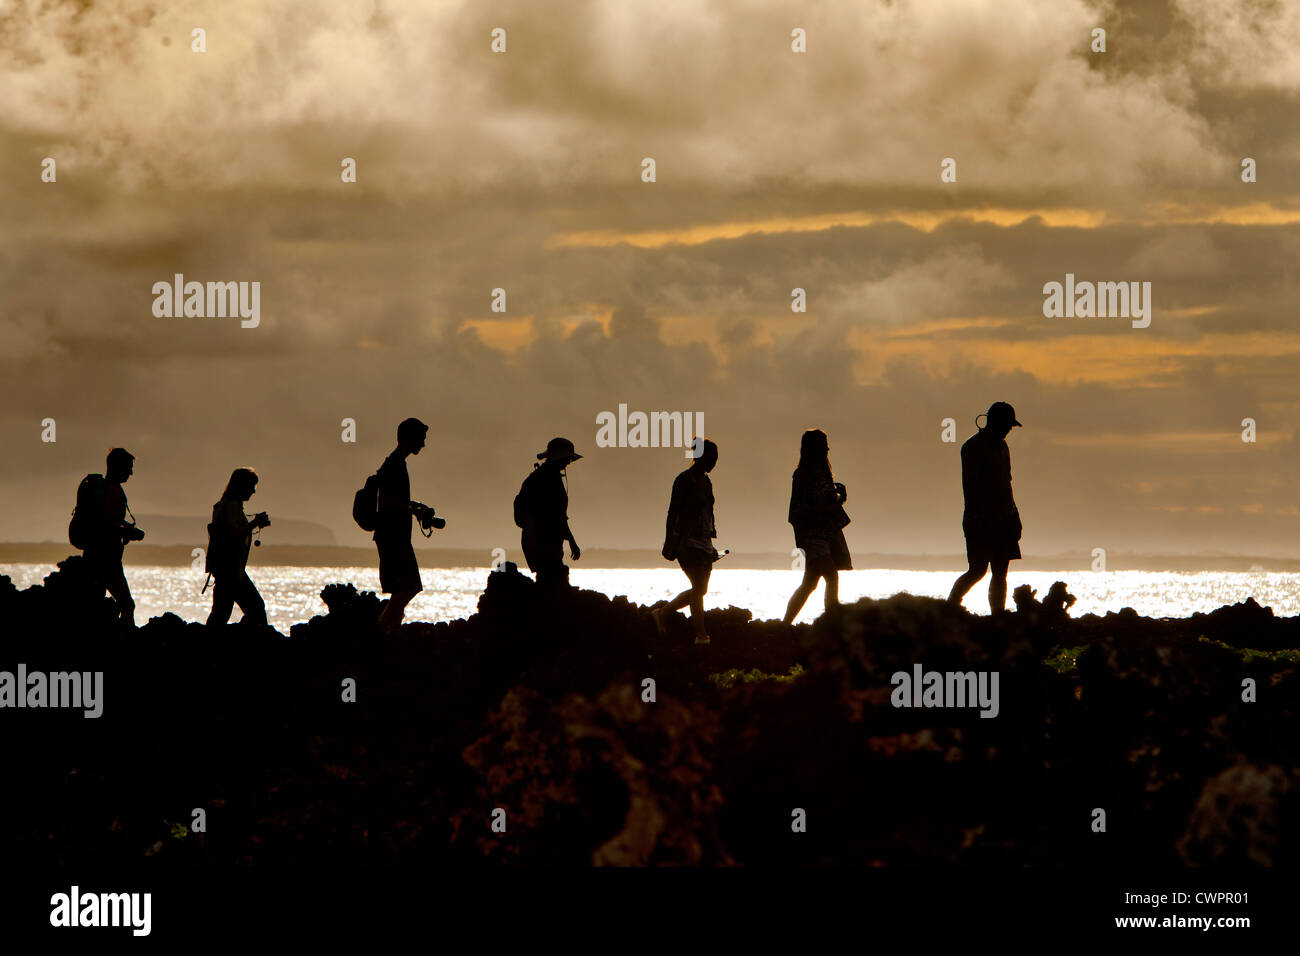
[694,633,710,645]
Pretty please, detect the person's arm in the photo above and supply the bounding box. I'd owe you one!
[960,443,981,511]
[666,474,685,536]
[221,500,264,537]
[240,512,270,534]
[705,475,718,543]
[1004,445,1021,532]
[101,486,124,531]
[106,487,142,541]
[663,474,685,557]
[788,475,806,527]
[816,475,840,514]
[375,460,410,517]
[564,504,580,557]
[560,480,580,559]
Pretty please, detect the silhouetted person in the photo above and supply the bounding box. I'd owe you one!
[374,418,429,633]
[205,467,270,626]
[653,439,719,644]
[515,437,582,587]
[79,447,145,629]
[948,401,1023,614]
[783,429,852,624]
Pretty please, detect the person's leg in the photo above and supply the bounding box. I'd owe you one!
[103,562,135,626]
[87,546,135,626]
[823,568,840,611]
[536,560,568,588]
[988,559,1010,614]
[378,590,416,631]
[84,547,111,602]
[552,536,570,587]
[783,566,821,624]
[521,532,537,577]
[684,560,712,642]
[661,588,692,612]
[377,538,422,631]
[207,575,235,626]
[653,560,695,634]
[662,557,705,612]
[532,538,569,588]
[948,560,989,606]
[234,572,267,627]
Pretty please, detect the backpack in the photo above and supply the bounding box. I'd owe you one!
[353,472,382,532]
[513,470,535,529]
[204,502,232,575]
[68,473,107,550]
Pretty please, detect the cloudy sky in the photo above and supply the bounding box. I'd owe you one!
[2,0,1298,560]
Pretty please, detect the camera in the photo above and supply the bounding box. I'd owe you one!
[124,525,146,543]
[413,503,446,531]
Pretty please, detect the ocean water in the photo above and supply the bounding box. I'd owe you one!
[3,563,1299,633]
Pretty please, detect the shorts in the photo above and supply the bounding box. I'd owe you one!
[376,537,423,594]
[963,521,1022,566]
[796,529,852,571]
[678,550,713,591]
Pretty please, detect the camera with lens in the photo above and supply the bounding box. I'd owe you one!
[413,502,446,531]
[123,524,146,544]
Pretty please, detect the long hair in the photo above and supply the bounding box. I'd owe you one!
[794,429,832,480]
[221,467,258,500]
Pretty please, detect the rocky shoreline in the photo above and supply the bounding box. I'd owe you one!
[1,556,1295,867]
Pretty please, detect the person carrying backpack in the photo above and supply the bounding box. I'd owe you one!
[71,447,145,626]
[372,418,430,633]
[205,467,270,626]
[515,437,582,588]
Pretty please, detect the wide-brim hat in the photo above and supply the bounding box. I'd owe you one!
[537,437,582,463]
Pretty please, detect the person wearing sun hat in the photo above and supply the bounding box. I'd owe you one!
[514,437,583,587]
[948,402,1024,614]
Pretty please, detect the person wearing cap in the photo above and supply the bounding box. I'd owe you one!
[374,417,429,632]
[653,438,719,644]
[948,402,1023,614]
[83,446,145,626]
[515,437,582,587]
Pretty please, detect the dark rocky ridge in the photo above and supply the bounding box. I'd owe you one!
[1,556,1295,868]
